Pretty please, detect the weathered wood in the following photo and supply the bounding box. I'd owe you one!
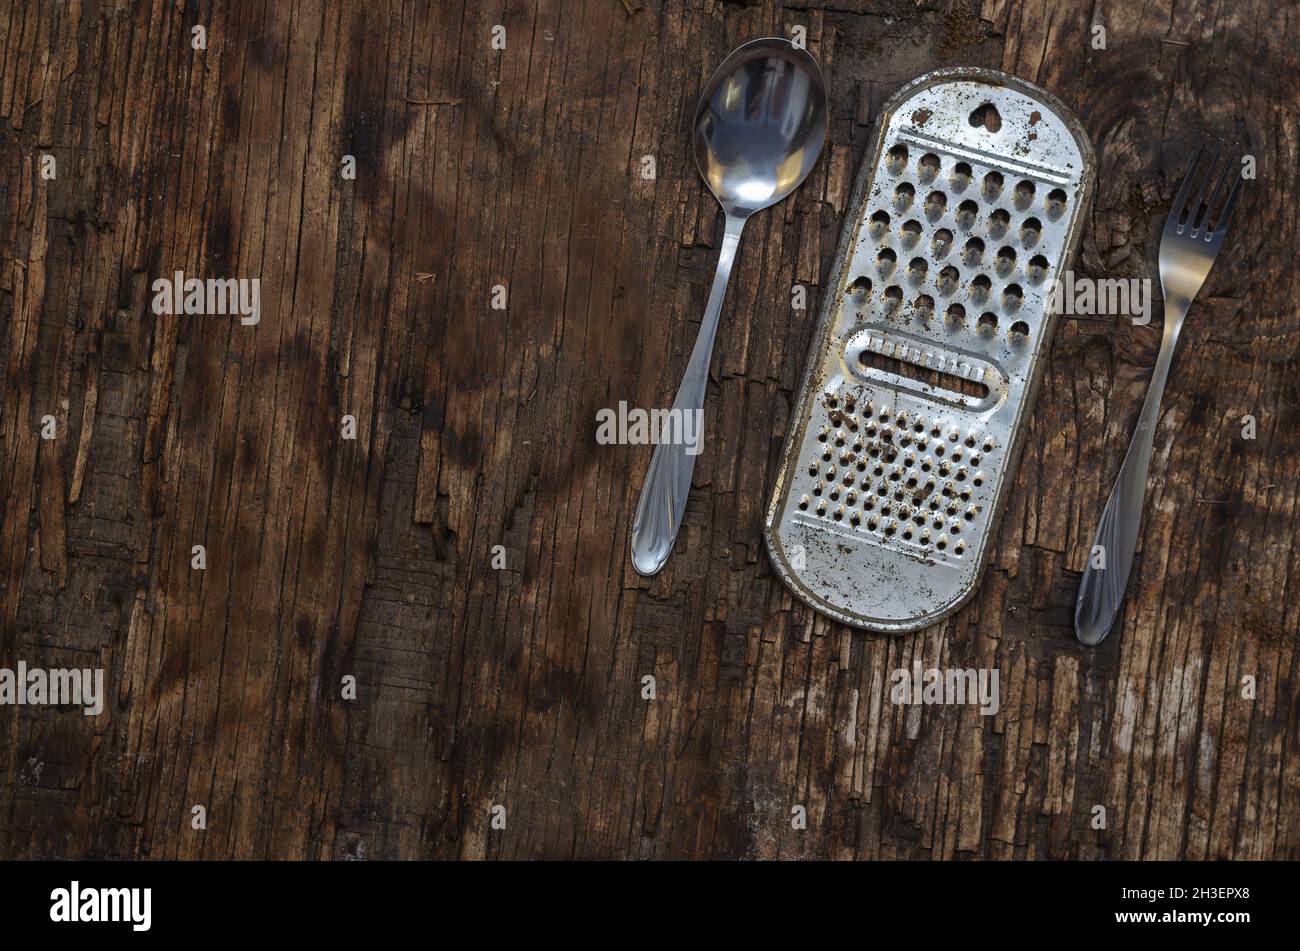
[0,0,1296,859]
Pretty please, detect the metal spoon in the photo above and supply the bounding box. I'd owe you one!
[631,37,828,576]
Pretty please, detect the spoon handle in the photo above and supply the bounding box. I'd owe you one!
[631,214,746,576]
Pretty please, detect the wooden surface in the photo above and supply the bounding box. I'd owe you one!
[1,0,1296,860]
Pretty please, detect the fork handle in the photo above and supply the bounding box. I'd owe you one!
[1075,302,1188,645]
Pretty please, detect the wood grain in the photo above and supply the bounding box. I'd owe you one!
[0,0,1295,860]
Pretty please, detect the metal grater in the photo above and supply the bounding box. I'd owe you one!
[764,68,1094,633]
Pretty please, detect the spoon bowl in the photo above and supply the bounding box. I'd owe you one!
[694,38,828,218]
[631,39,827,576]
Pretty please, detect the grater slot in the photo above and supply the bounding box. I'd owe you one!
[843,325,1006,412]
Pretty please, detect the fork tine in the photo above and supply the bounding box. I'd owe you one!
[1214,174,1243,236]
[1201,157,1232,234]
[1167,143,1206,228]
[1189,144,1222,232]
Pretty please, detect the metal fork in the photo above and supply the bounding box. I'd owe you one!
[1075,143,1244,646]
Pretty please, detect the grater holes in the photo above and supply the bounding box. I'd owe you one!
[977,311,998,335]
[877,247,897,274]
[913,293,935,322]
[901,218,923,248]
[918,152,941,182]
[981,171,1004,200]
[1026,253,1050,284]
[995,246,1017,276]
[945,302,966,327]
[1002,283,1023,311]
[932,228,953,258]
[886,143,909,174]
[869,209,891,238]
[962,236,985,264]
[1046,187,1068,219]
[924,191,948,220]
[884,285,904,311]
[907,257,928,284]
[800,395,992,554]
[950,161,973,192]
[956,199,979,230]
[970,274,992,303]
[988,208,1011,239]
[849,275,872,298]
[894,182,916,210]
[936,265,960,295]
[1009,320,1030,344]
[1014,180,1036,209]
[1020,216,1042,247]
